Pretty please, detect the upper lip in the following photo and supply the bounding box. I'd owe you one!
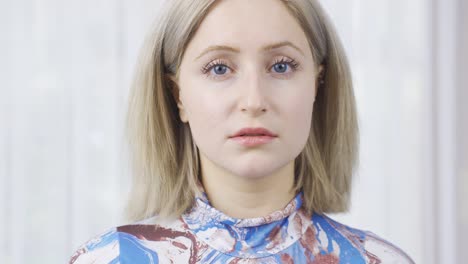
[230,127,278,138]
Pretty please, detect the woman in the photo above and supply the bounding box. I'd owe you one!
[70,0,415,263]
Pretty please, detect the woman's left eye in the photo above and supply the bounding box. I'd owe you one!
[273,63,288,73]
[271,58,300,74]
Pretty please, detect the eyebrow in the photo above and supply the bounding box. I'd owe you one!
[195,41,305,60]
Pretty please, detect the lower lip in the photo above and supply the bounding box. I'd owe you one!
[230,136,276,147]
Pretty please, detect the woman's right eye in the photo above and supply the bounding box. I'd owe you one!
[211,64,228,75]
[201,60,232,80]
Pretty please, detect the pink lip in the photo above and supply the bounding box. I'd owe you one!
[230,135,276,147]
[229,127,277,147]
[230,127,277,138]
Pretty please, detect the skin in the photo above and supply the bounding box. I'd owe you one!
[172,0,322,218]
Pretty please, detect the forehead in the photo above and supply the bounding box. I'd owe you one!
[185,0,311,58]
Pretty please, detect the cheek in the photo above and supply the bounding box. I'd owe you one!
[182,87,226,142]
[184,88,222,121]
[282,86,315,142]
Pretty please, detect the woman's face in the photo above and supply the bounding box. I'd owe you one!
[175,0,320,180]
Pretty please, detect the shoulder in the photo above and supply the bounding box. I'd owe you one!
[361,230,415,264]
[312,213,415,264]
[69,227,120,263]
[68,216,194,264]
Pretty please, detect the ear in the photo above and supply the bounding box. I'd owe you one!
[167,74,189,123]
[314,64,325,99]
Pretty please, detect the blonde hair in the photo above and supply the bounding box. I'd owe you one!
[124,0,359,222]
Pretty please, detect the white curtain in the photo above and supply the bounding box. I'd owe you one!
[0,0,463,263]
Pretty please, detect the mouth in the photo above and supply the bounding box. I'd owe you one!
[229,127,277,147]
[229,127,278,138]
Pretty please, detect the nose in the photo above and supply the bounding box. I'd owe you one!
[239,70,268,116]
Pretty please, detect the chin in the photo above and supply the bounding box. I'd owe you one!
[227,163,285,180]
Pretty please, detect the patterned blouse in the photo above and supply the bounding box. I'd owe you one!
[69,186,414,263]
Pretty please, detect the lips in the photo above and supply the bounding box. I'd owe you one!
[230,127,277,138]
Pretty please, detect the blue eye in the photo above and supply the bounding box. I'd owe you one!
[273,63,288,73]
[272,58,299,74]
[201,59,231,79]
[213,65,228,75]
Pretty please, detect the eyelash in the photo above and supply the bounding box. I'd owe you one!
[201,57,300,80]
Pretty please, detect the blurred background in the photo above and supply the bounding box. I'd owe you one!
[0,0,466,263]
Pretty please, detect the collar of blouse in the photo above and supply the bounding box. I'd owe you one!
[181,183,311,258]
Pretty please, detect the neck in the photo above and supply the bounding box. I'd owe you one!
[199,154,296,219]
